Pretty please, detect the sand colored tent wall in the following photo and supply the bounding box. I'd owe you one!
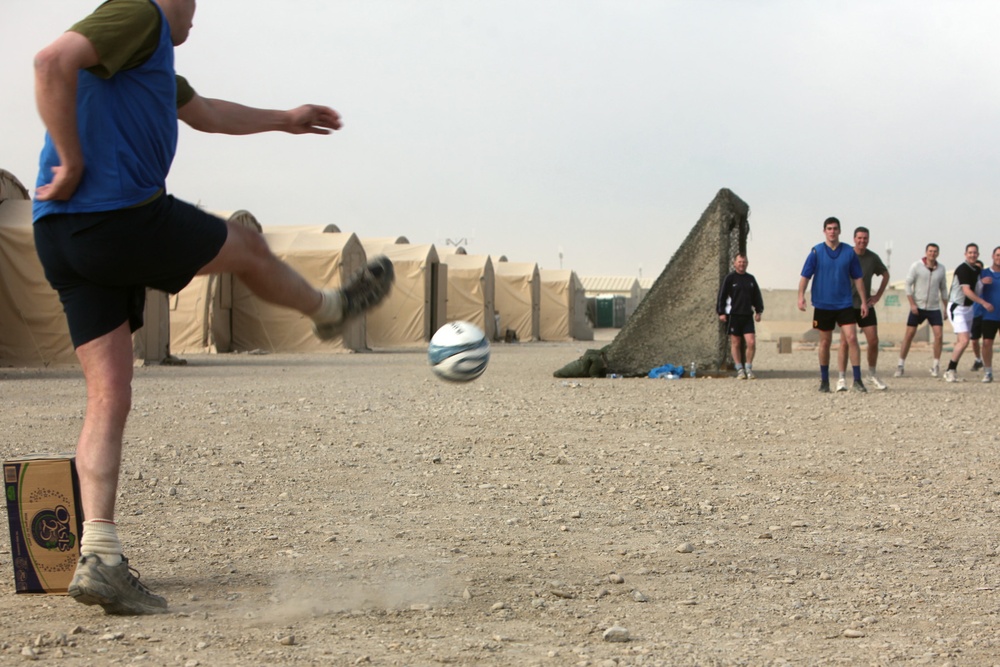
[365,244,446,348]
[0,194,76,366]
[440,253,496,340]
[436,246,467,256]
[170,211,263,354]
[231,231,367,352]
[494,261,540,342]
[262,224,341,234]
[538,269,593,342]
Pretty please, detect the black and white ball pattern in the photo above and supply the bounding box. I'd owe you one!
[428,321,490,382]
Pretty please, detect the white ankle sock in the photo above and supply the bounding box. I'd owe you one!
[81,520,123,566]
[311,289,344,324]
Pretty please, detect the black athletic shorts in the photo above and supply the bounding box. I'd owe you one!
[972,316,983,340]
[34,195,228,348]
[853,306,878,328]
[813,307,856,332]
[982,319,1000,340]
[905,308,944,328]
[726,313,756,337]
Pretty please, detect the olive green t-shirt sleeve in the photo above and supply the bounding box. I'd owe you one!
[68,0,197,108]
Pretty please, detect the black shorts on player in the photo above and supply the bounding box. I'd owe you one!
[33,195,228,348]
[905,308,944,328]
[813,307,856,332]
[726,314,756,337]
[853,307,877,328]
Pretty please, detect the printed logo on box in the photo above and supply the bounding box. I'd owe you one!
[31,505,76,552]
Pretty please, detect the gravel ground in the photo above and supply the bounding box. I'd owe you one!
[1,338,998,666]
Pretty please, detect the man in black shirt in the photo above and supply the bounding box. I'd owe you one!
[717,253,765,379]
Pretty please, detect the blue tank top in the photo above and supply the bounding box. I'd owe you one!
[800,242,863,310]
[34,0,177,221]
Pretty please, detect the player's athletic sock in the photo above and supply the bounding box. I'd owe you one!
[838,371,846,381]
[81,519,123,566]
[947,360,958,372]
[852,366,862,382]
[745,364,753,372]
[820,365,829,383]
[311,290,344,325]
[734,363,743,371]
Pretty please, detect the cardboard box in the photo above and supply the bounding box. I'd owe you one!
[4,455,83,594]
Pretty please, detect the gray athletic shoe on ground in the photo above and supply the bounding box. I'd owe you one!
[313,256,394,341]
[944,369,959,383]
[983,372,993,383]
[868,374,887,390]
[894,366,904,377]
[746,369,757,380]
[852,380,867,393]
[68,554,167,615]
[736,368,746,380]
[835,377,848,392]
[818,381,831,393]
[973,359,984,371]
[930,366,941,378]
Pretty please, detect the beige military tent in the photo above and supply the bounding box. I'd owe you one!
[538,269,593,342]
[360,237,409,257]
[0,191,77,366]
[0,169,30,200]
[494,261,540,342]
[231,230,367,352]
[439,253,496,340]
[365,244,447,348]
[262,224,341,234]
[436,246,467,256]
[169,210,263,354]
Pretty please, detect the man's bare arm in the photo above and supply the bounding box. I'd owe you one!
[34,31,101,201]
[178,94,341,136]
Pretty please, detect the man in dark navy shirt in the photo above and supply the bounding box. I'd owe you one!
[716,253,764,379]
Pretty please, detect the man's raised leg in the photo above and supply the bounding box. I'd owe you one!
[198,221,393,340]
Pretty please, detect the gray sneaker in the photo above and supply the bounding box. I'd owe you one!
[68,554,167,615]
[313,256,395,341]
[894,366,904,377]
[746,369,757,380]
[868,374,887,390]
[736,368,746,380]
[983,373,993,384]
[835,377,848,392]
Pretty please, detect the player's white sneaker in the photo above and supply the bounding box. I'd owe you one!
[983,373,993,384]
[944,369,959,382]
[68,554,167,615]
[313,256,394,341]
[746,369,757,380]
[736,368,746,380]
[930,366,941,378]
[894,366,905,377]
[835,377,848,392]
[868,374,887,390]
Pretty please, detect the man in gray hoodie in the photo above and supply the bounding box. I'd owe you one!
[896,243,949,377]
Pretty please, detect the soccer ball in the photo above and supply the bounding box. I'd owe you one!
[428,321,490,382]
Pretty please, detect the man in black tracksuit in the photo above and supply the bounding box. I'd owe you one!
[717,253,765,379]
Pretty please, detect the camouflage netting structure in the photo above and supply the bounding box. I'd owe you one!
[555,188,749,378]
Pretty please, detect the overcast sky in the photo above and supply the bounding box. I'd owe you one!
[4,1,1000,289]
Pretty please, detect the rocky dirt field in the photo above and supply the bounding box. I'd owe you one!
[1,337,998,666]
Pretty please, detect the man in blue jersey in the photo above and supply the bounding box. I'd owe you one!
[32,0,393,615]
[797,217,868,393]
[978,247,1000,383]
